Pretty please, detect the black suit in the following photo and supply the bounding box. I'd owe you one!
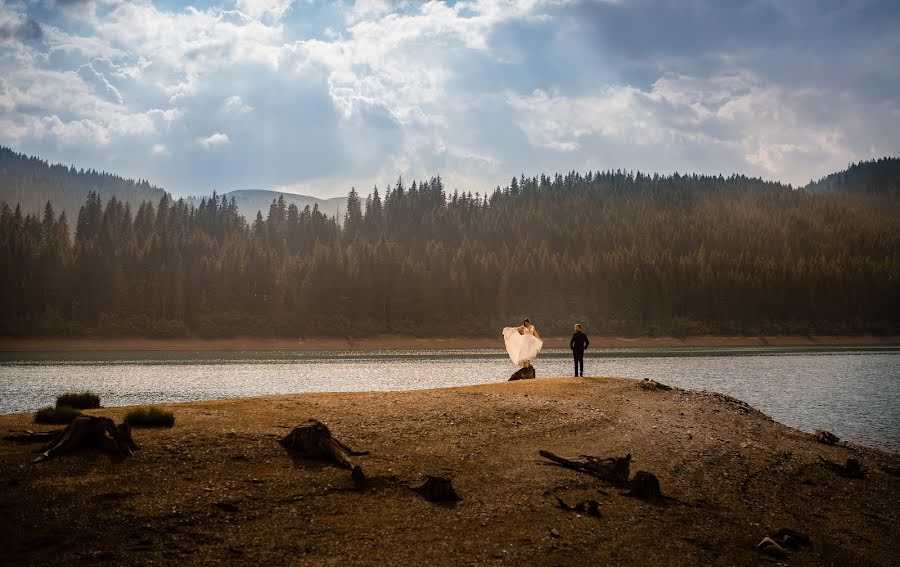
[570,331,589,376]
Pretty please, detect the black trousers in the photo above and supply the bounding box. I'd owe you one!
[573,351,584,376]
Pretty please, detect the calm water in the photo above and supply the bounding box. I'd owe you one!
[1,347,898,453]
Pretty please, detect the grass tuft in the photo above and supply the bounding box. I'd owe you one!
[124,406,175,428]
[34,405,82,424]
[56,391,101,409]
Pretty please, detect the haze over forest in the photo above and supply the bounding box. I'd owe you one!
[1,147,898,338]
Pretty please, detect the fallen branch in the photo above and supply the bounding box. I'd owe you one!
[539,450,631,485]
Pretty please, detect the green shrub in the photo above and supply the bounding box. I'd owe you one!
[124,406,175,428]
[34,405,82,424]
[56,391,101,409]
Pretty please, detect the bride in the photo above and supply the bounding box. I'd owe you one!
[502,318,543,367]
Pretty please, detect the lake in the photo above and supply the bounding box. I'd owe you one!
[1,347,898,453]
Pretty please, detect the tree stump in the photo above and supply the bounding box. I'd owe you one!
[412,476,461,502]
[539,450,631,486]
[509,365,536,381]
[280,419,366,472]
[32,416,138,463]
[819,456,865,478]
[627,470,663,500]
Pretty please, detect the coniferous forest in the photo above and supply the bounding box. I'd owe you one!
[1,162,899,338]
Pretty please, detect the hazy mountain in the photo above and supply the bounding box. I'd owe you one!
[0,146,167,223]
[804,157,900,197]
[190,190,345,221]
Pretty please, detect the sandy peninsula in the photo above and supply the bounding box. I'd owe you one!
[1,377,898,566]
[1,334,898,352]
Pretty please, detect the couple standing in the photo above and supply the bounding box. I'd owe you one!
[501,319,590,377]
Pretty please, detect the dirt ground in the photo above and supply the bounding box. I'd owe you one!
[0,376,898,566]
[1,334,898,352]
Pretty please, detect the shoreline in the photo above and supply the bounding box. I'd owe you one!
[1,334,898,352]
[1,377,897,565]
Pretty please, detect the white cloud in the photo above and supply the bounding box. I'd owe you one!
[150,143,168,155]
[235,0,294,22]
[222,95,253,115]
[77,60,123,104]
[198,132,230,148]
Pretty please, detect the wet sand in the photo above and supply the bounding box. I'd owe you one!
[1,377,898,565]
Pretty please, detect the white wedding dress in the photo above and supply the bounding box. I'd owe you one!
[502,326,543,367]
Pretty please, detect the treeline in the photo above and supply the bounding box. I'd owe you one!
[0,146,167,226]
[2,169,898,338]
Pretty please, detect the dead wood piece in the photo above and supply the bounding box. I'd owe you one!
[509,365,536,381]
[757,536,787,558]
[770,528,811,549]
[280,419,366,471]
[539,450,631,486]
[413,475,461,502]
[640,379,672,391]
[818,456,865,478]
[815,430,840,445]
[33,416,137,463]
[555,496,601,517]
[627,471,663,500]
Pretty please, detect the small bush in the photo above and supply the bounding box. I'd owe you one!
[56,391,101,409]
[35,405,82,424]
[124,406,175,428]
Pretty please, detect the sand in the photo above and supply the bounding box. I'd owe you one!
[0,377,898,566]
[1,334,898,352]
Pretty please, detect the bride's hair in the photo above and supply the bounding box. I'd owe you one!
[523,318,530,325]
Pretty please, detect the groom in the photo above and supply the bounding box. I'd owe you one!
[570,324,589,377]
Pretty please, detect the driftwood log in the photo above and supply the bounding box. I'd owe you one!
[509,366,536,381]
[280,419,367,478]
[539,450,631,486]
[28,416,137,463]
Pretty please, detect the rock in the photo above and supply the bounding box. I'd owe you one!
[627,471,663,500]
[815,430,839,445]
[757,536,786,558]
[549,528,561,539]
[640,379,672,391]
[509,366,536,381]
[412,475,461,502]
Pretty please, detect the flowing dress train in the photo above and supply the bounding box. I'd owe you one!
[502,326,543,367]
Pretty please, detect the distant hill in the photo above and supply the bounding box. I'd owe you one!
[805,157,900,196]
[0,146,168,222]
[187,189,345,220]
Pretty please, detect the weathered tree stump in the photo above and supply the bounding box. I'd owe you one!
[32,416,137,463]
[280,419,367,475]
[627,470,663,500]
[509,365,536,381]
[815,430,839,445]
[539,450,631,486]
[412,475,461,502]
[818,456,865,478]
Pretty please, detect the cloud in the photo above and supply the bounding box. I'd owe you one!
[198,132,230,148]
[77,60,123,104]
[235,0,295,22]
[222,95,253,115]
[0,0,897,196]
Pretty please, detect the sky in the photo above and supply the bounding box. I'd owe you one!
[0,0,898,199]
